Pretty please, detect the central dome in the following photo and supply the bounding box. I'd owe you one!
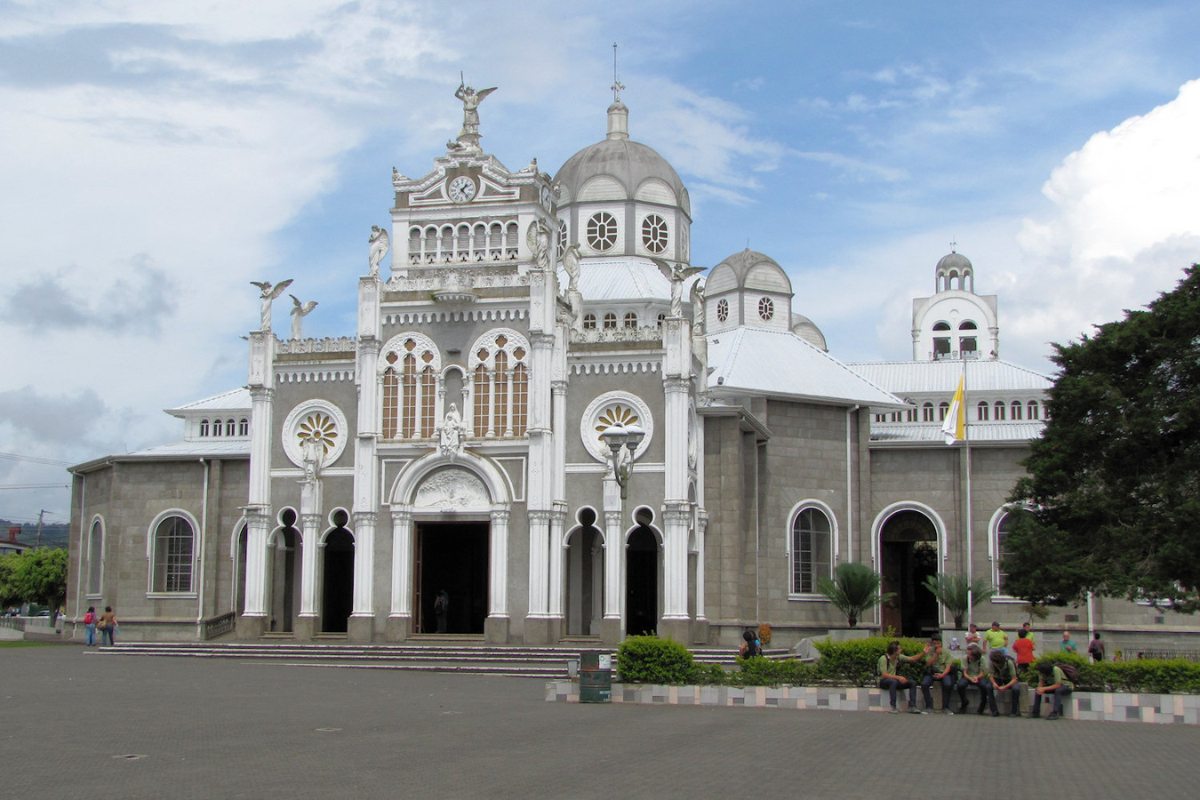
[554,102,690,218]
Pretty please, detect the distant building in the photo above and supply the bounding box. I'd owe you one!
[65,86,1197,652]
[1,527,31,555]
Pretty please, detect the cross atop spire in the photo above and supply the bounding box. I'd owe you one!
[611,43,625,102]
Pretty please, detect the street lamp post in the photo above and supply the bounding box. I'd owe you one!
[600,423,646,500]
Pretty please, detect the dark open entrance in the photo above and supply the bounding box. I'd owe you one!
[321,514,354,633]
[565,508,603,636]
[626,525,658,636]
[415,521,489,634]
[880,510,939,638]
[269,511,299,633]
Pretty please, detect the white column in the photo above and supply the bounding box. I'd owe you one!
[351,511,376,616]
[389,508,413,616]
[603,501,623,623]
[527,510,550,617]
[489,509,510,618]
[299,512,321,617]
[243,507,271,617]
[695,511,708,622]
[662,505,690,621]
[547,509,566,618]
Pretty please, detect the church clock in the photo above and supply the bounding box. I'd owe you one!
[448,175,477,203]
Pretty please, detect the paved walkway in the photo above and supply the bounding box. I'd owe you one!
[3,644,1199,799]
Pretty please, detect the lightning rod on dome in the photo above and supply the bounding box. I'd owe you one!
[611,42,624,102]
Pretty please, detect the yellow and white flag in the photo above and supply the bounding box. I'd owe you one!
[941,376,965,445]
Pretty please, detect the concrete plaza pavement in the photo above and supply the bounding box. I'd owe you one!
[2,644,1199,799]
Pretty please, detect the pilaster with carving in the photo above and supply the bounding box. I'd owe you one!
[526,510,552,618]
[299,510,322,618]
[661,504,690,621]
[241,506,272,622]
[547,506,567,619]
[602,504,623,624]
[388,508,414,618]
[489,509,510,618]
[351,511,377,618]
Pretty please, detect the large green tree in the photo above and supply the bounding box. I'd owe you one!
[1003,264,1200,612]
[8,549,69,612]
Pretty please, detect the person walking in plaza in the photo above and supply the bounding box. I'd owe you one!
[878,640,927,714]
[1031,661,1074,720]
[1060,630,1077,654]
[983,621,1008,656]
[989,649,1021,717]
[920,634,958,714]
[83,606,97,647]
[956,645,998,715]
[1013,628,1036,676]
[98,606,118,647]
[1088,633,1106,663]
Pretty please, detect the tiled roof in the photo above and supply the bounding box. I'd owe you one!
[707,327,905,408]
[847,359,1053,395]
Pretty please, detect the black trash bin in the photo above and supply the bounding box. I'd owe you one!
[579,650,612,703]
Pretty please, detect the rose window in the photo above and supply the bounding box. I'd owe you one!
[297,413,338,454]
[586,212,618,252]
[641,214,668,254]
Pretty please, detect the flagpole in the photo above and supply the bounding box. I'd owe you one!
[964,357,973,630]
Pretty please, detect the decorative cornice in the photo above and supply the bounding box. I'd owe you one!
[383,307,528,326]
[570,327,663,345]
[277,336,356,355]
[570,361,660,376]
[275,369,354,384]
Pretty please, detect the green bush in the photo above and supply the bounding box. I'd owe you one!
[616,635,697,684]
[693,662,729,686]
[735,656,820,687]
[1030,652,1200,694]
[812,636,927,687]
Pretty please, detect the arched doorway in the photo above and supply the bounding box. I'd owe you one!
[879,509,939,638]
[565,508,603,636]
[414,521,488,634]
[321,511,354,633]
[626,509,660,636]
[269,510,300,633]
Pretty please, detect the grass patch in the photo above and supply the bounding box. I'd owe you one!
[0,640,69,649]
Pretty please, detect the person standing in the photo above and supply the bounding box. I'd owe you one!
[1088,633,1106,663]
[1060,631,1077,654]
[1031,662,1074,720]
[878,640,927,714]
[433,590,449,634]
[965,622,981,650]
[1021,622,1037,650]
[983,621,1009,656]
[989,649,1022,717]
[1013,629,1036,676]
[98,606,118,647]
[83,606,97,647]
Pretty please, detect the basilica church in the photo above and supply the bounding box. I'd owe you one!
[66,85,1184,651]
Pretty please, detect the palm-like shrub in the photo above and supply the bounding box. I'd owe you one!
[921,574,997,628]
[817,563,894,627]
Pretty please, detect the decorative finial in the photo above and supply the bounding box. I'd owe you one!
[611,43,625,102]
[950,239,957,253]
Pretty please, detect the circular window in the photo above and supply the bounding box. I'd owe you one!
[641,215,668,254]
[758,297,774,321]
[586,212,618,252]
[716,298,729,323]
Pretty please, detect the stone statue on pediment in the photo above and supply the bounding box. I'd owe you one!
[251,279,293,332]
[447,80,496,154]
[437,403,467,460]
[368,225,390,277]
[300,435,324,481]
[289,295,318,340]
[527,220,551,271]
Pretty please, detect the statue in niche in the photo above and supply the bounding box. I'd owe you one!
[289,295,318,340]
[526,219,551,271]
[561,243,584,333]
[652,259,704,318]
[250,279,294,332]
[437,403,467,460]
[368,225,390,277]
[300,435,324,481]
[447,79,496,154]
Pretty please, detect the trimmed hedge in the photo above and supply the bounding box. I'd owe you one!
[1031,652,1200,694]
[616,636,697,684]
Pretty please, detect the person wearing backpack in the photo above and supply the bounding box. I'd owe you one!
[739,629,761,658]
[1031,661,1074,720]
[1088,633,1106,663]
[989,649,1022,717]
[83,606,97,647]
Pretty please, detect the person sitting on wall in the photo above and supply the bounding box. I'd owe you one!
[739,629,761,658]
[989,648,1021,717]
[1031,661,1074,720]
[919,634,959,714]
[1013,628,1036,676]
[956,645,998,716]
[878,639,928,714]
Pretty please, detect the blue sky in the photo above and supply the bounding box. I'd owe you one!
[2,1,1200,523]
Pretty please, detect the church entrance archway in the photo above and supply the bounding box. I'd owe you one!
[880,509,939,638]
[234,525,248,616]
[414,521,488,634]
[626,519,659,637]
[269,511,300,633]
[321,513,354,633]
[565,508,603,637]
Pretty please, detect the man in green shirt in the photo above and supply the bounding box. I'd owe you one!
[919,634,959,714]
[988,648,1022,717]
[1060,631,1077,653]
[1021,622,1037,649]
[955,645,998,716]
[983,621,1009,656]
[877,640,927,714]
[1031,662,1074,720]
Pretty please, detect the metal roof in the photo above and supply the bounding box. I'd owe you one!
[870,421,1045,444]
[707,327,905,408]
[560,258,702,305]
[847,359,1053,395]
[166,388,252,415]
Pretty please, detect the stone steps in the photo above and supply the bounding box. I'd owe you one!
[89,641,788,678]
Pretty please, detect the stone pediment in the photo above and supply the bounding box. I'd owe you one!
[413,468,491,512]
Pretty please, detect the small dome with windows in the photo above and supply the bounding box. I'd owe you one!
[705,249,794,334]
[935,249,974,293]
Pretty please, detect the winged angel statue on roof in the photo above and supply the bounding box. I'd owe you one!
[448,77,497,154]
[651,259,704,318]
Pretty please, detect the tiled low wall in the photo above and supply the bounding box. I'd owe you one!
[544,681,1200,725]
